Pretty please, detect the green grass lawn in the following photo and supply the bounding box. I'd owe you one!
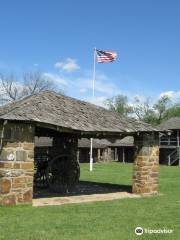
[0,162,180,240]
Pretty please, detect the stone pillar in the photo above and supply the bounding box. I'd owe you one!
[132,132,159,195]
[0,122,34,206]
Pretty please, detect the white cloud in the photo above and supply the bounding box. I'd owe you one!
[54,58,80,72]
[42,71,112,107]
[160,90,180,100]
[42,70,121,100]
[84,96,108,108]
[0,85,6,95]
[74,73,120,96]
[43,72,68,86]
[79,88,87,94]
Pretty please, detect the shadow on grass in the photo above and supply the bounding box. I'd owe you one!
[33,181,132,199]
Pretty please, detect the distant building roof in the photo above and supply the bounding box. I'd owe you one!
[158,117,180,131]
[78,136,134,148]
[0,91,157,136]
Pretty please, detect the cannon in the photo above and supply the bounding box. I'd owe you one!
[34,151,80,193]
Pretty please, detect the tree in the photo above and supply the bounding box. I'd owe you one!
[23,71,55,96]
[0,71,56,103]
[0,73,23,101]
[105,95,133,116]
[133,96,155,122]
[133,95,172,125]
[153,95,172,124]
[106,94,176,126]
[163,103,180,120]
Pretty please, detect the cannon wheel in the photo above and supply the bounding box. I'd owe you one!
[34,152,49,188]
[46,154,80,193]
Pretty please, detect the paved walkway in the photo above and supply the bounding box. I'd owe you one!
[33,192,140,207]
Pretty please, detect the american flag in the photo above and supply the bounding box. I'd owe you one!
[96,49,117,63]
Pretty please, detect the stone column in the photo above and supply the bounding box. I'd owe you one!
[0,122,34,206]
[132,132,159,195]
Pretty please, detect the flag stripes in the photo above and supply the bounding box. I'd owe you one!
[96,49,117,63]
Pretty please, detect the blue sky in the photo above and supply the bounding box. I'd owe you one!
[0,0,179,106]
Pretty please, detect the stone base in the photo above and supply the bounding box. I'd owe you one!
[0,161,33,206]
[132,133,159,195]
[0,190,32,206]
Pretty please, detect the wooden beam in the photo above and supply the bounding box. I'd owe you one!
[115,147,118,161]
[177,130,180,147]
[77,150,80,163]
[122,147,125,163]
[177,130,180,167]
[168,154,171,166]
[97,148,101,162]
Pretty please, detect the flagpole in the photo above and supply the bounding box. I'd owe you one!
[92,47,96,98]
[90,47,96,172]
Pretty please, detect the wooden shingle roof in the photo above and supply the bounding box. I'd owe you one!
[0,91,157,134]
[158,117,180,131]
[78,136,134,148]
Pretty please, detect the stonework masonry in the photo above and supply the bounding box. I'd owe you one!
[132,132,159,195]
[0,121,160,206]
[0,122,34,206]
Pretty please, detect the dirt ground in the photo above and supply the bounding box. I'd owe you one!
[33,181,140,206]
[33,192,140,206]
